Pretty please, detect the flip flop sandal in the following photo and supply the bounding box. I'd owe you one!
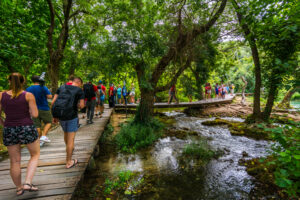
[23,183,38,192]
[67,159,78,169]
[16,188,24,196]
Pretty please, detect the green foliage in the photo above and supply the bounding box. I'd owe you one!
[104,170,134,195]
[264,124,300,197]
[292,92,300,101]
[115,118,163,153]
[99,123,114,144]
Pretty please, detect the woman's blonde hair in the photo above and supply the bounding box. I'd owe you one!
[8,73,25,98]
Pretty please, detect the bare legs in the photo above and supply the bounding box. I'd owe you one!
[41,123,51,137]
[64,132,76,168]
[7,139,40,193]
[24,140,40,190]
[7,145,22,192]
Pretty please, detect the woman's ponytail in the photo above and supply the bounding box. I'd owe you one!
[8,73,25,98]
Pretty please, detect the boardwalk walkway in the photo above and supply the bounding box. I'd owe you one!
[115,94,236,109]
[0,106,113,200]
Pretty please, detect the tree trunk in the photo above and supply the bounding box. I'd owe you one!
[48,56,61,93]
[263,83,279,121]
[134,63,155,123]
[231,0,262,121]
[46,0,73,93]
[135,88,154,123]
[241,76,247,106]
[277,86,299,108]
[262,68,283,121]
[195,75,204,100]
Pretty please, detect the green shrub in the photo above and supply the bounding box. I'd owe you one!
[104,170,134,195]
[264,125,300,198]
[291,92,300,100]
[99,123,114,143]
[182,140,220,161]
[115,118,164,153]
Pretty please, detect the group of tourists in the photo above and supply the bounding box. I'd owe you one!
[205,83,235,99]
[107,83,136,107]
[0,73,119,196]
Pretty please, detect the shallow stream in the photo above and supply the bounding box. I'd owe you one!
[75,112,273,200]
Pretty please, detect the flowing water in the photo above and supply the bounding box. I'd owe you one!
[290,100,300,110]
[77,112,273,200]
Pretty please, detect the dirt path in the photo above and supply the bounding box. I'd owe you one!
[187,96,300,122]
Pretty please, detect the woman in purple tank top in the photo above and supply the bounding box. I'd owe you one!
[0,73,40,196]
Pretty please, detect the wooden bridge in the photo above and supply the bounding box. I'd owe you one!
[0,107,113,200]
[0,95,236,200]
[115,94,236,109]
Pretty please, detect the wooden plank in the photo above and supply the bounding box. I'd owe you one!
[0,156,90,170]
[0,187,75,200]
[31,194,71,200]
[0,181,78,195]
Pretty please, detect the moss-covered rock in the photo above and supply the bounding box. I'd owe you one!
[239,157,289,199]
[157,116,176,127]
[164,128,198,139]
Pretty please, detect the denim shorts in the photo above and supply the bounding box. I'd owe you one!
[60,118,78,133]
[3,125,38,146]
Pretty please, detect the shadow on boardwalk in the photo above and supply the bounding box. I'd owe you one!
[0,106,113,200]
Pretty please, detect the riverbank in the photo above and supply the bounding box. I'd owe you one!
[73,109,296,199]
[184,96,300,122]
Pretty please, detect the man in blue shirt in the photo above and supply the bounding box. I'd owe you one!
[26,75,53,146]
[122,84,127,105]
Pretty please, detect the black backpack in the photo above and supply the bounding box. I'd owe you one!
[83,83,95,101]
[97,85,104,97]
[52,85,76,119]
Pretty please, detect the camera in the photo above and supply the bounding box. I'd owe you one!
[39,72,46,86]
[31,72,46,86]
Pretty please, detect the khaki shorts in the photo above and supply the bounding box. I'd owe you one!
[32,110,53,128]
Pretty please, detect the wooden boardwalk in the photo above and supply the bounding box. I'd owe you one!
[115,94,236,109]
[0,107,113,200]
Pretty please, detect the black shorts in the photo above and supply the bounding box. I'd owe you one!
[3,125,39,146]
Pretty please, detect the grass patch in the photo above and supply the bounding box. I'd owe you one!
[103,170,135,196]
[115,118,164,153]
[182,140,222,161]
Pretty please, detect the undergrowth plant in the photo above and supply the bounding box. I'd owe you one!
[182,140,221,161]
[99,123,114,144]
[264,124,300,198]
[104,170,134,195]
[115,118,164,153]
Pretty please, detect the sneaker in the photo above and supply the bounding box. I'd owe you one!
[40,136,51,143]
[40,141,45,147]
[86,120,90,124]
[89,120,94,124]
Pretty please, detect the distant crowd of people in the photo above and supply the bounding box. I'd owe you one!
[205,83,235,100]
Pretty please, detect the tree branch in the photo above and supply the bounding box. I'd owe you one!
[57,0,72,51]
[150,0,227,86]
[69,9,89,19]
[155,56,192,93]
[46,0,55,55]
[55,10,63,25]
